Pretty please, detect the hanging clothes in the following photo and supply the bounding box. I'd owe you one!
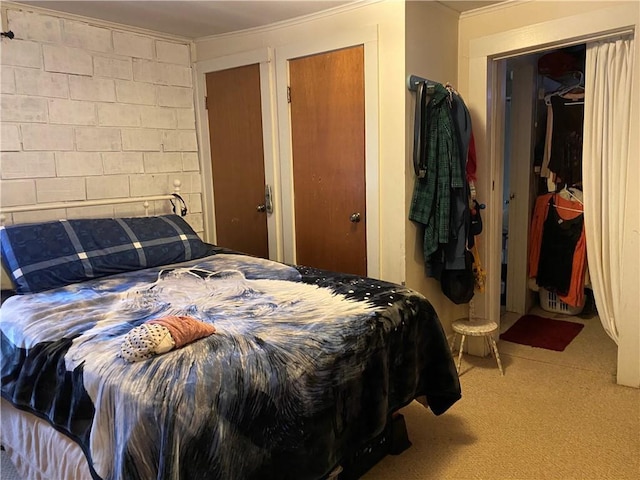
[536,197,584,294]
[528,46,589,307]
[537,46,585,192]
[528,193,554,278]
[444,87,473,271]
[549,95,584,187]
[409,83,465,260]
[409,80,477,305]
[466,132,477,184]
[528,193,587,307]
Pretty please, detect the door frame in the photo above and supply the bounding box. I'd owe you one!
[505,59,536,315]
[275,25,380,277]
[194,48,283,261]
[467,3,638,386]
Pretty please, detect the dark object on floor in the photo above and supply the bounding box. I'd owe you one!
[339,413,412,479]
[500,314,584,351]
[578,288,597,319]
[388,413,412,455]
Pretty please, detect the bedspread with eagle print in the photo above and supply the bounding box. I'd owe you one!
[1,252,461,480]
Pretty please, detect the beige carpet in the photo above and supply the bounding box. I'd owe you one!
[0,448,19,480]
[364,308,640,480]
[2,310,638,480]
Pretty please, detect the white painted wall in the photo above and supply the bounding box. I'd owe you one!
[458,0,640,387]
[404,1,465,328]
[195,0,407,285]
[0,6,203,234]
[6,3,634,380]
[194,0,474,328]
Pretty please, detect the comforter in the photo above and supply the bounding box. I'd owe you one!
[1,252,461,480]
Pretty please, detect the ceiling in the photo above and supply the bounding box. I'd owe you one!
[15,1,505,39]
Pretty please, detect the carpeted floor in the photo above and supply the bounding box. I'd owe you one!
[1,448,19,480]
[2,308,638,480]
[363,307,639,480]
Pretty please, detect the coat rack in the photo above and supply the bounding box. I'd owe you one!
[407,74,437,94]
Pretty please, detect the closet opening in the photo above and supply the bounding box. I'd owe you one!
[500,43,601,338]
[471,3,638,385]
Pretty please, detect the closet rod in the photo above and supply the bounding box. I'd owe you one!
[407,74,437,93]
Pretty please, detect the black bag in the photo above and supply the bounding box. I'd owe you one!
[468,200,483,249]
[441,250,475,305]
[469,200,483,236]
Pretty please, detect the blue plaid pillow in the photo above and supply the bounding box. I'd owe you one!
[0,215,210,294]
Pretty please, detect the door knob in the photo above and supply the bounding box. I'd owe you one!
[350,212,361,223]
[257,204,266,212]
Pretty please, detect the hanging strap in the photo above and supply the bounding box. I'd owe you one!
[413,81,427,178]
[170,194,188,217]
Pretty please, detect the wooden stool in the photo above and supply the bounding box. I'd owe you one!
[451,317,504,375]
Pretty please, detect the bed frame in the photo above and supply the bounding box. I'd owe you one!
[0,183,419,480]
[1,186,192,480]
[0,179,186,224]
[0,179,188,295]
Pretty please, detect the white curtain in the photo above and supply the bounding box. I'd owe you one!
[583,37,635,344]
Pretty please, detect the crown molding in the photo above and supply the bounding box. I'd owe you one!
[2,1,192,43]
[459,0,535,19]
[194,0,381,42]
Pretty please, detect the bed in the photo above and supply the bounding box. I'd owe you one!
[0,195,461,480]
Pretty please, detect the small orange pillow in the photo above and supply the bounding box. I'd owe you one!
[148,315,216,348]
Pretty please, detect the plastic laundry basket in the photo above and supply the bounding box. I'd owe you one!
[539,288,584,315]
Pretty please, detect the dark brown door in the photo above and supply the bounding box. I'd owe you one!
[289,45,367,275]
[206,64,268,258]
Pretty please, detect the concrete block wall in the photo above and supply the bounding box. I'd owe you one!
[0,7,203,234]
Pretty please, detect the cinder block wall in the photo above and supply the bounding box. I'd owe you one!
[0,7,203,234]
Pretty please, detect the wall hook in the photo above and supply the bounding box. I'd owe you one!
[1,31,15,39]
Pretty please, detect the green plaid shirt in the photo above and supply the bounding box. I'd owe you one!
[409,83,464,258]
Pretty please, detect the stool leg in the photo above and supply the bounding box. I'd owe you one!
[450,333,458,353]
[484,335,494,358]
[489,336,504,376]
[456,335,466,373]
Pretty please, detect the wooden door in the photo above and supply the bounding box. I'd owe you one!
[206,64,268,258]
[289,46,367,275]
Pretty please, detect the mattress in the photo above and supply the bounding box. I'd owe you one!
[1,252,461,479]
